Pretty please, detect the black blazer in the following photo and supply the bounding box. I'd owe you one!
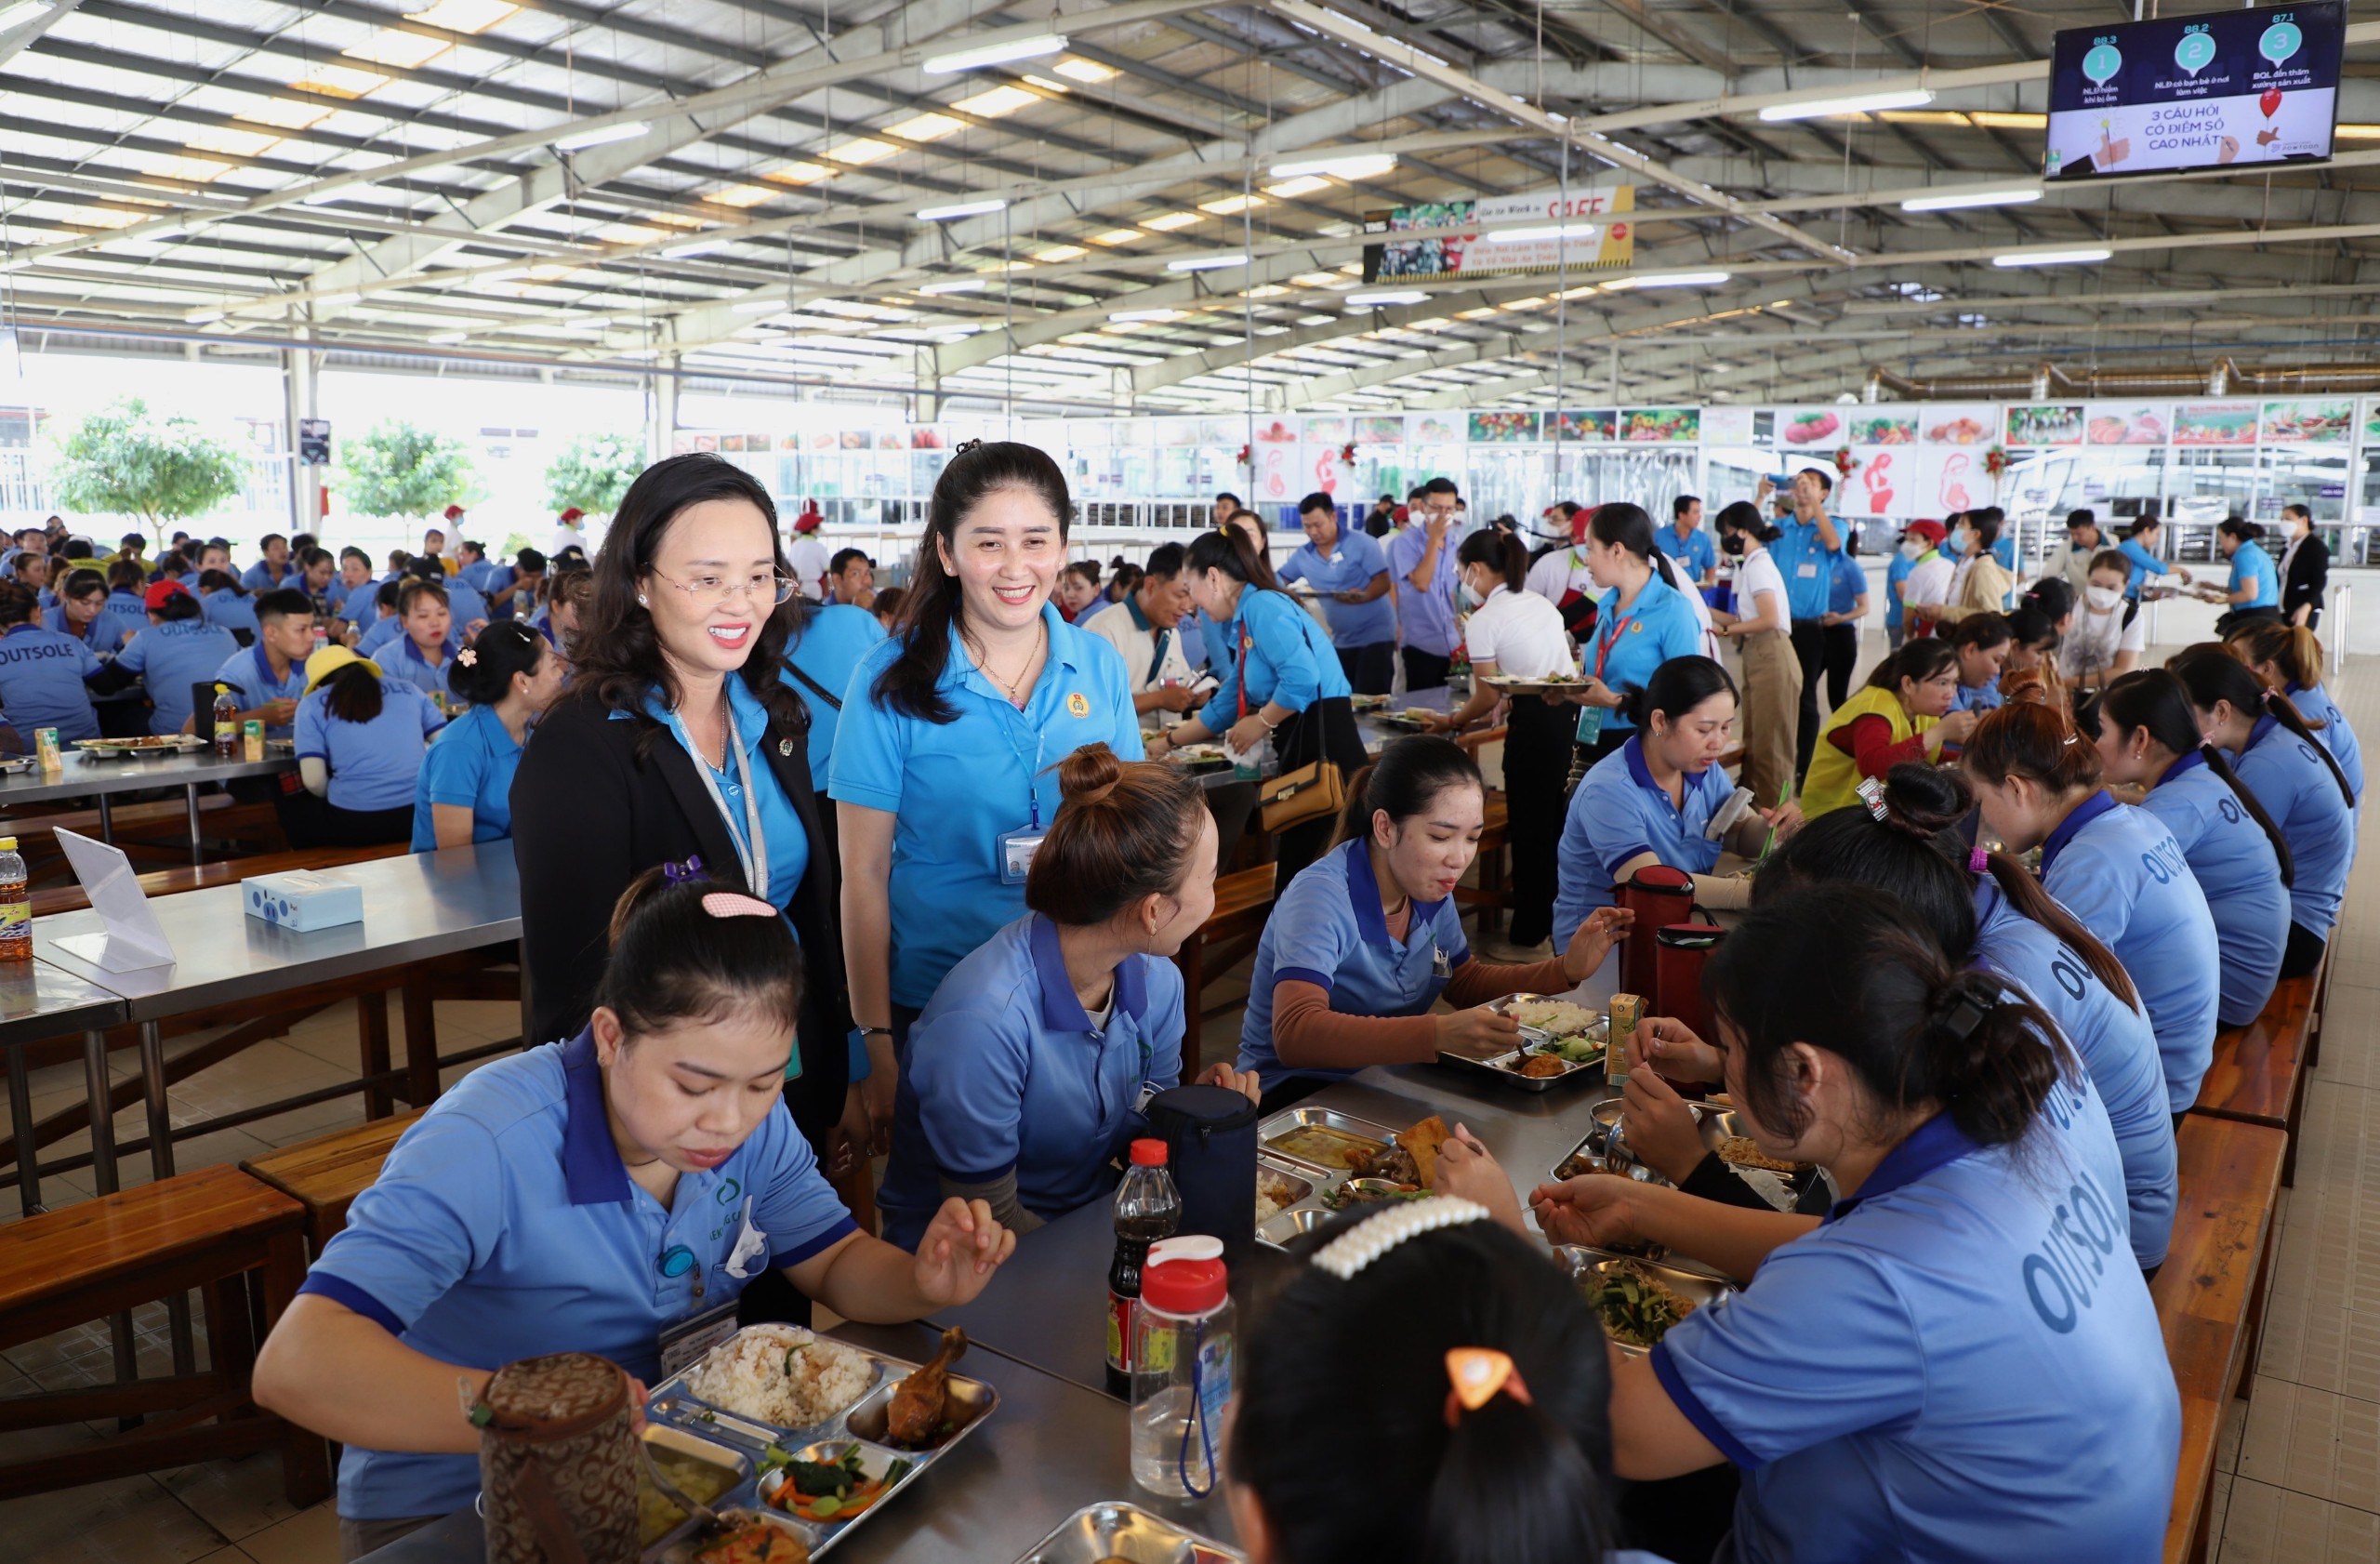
[510,676,853,1146]
[2281,533,2329,623]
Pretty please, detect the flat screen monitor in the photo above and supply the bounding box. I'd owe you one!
[2045,4,2345,180]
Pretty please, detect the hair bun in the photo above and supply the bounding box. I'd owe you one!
[1881,762,1971,837]
[1057,741,1123,808]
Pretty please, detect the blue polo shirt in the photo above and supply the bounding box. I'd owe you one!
[1972,879,2175,1269]
[0,622,101,742]
[45,604,133,655]
[114,617,241,735]
[830,602,1143,1009]
[356,616,407,657]
[636,677,811,914]
[1586,573,1702,731]
[2139,750,2286,1027]
[1951,676,2004,715]
[1554,735,1728,943]
[879,913,1184,1250]
[105,588,148,624]
[441,576,489,628]
[456,560,498,595]
[2287,681,2363,815]
[1386,525,1461,656]
[2117,537,2168,599]
[1884,547,1915,625]
[213,644,308,740]
[1195,588,1352,735]
[200,587,258,637]
[2041,790,2222,1114]
[384,632,461,705]
[1650,1113,2178,1564]
[1237,837,1469,1093]
[478,564,520,619]
[294,676,445,812]
[1277,532,1395,649]
[2227,540,2280,609]
[1767,514,1844,621]
[299,1030,858,1518]
[1826,551,1866,619]
[1653,523,1716,588]
[325,577,374,622]
[410,704,522,853]
[241,560,294,593]
[781,603,888,789]
[2233,713,2354,937]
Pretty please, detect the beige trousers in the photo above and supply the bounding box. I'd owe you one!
[1739,627,1804,807]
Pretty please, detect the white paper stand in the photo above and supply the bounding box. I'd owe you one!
[52,829,177,972]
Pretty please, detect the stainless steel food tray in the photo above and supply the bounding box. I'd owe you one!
[1555,1245,1739,1359]
[641,1327,999,1559]
[1437,997,1608,1092]
[1253,1109,1423,1252]
[1010,1501,1245,1563]
[1256,1106,1400,1173]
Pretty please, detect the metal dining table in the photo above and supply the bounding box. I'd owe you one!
[0,957,131,1218]
[0,747,298,865]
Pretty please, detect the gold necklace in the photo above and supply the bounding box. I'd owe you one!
[963,620,1046,706]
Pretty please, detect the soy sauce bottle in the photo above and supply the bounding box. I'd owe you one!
[1105,1138,1180,1398]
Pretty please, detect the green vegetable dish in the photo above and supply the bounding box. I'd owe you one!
[1586,1263,1698,1349]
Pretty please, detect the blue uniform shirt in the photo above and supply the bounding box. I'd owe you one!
[1554,735,1728,942]
[2227,540,2280,609]
[441,576,489,628]
[1237,837,1469,1093]
[2040,790,2222,1113]
[44,604,133,655]
[1825,550,1866,618]
[213,644,309,740]
[1767,514,1844,621]
[2139,750,2286,1027]
[1972,879,2176,1268]
[879,913,1184,1250]
[200,588,258,637]
[385,632,461,704]
[356,616,406,657]
[2233,713,2354,936]
[0,622,101,741]
[1385,525,1461,656]
[1652,523,1717,590]
[1950,677,2004,714]
[2118,537,2169,599]
[114,618,241,735]
[456,560,497,595]
[479,564,519,619]
[240,560,294,594]
[1277,532,1395,649]
[1884,548,1915,623]
[830,602,1143,1009]
[1650,1113,2179,1564]
[781,603,888,789]
[294,676,445,812]
[298,1031,858,1518]
[105,588,148,625]
[638,678,812,913]
[1586,571,1702,730]
[2287,681,2363,815]
[325,577,374,622]
[1195,588,1352,735]
[411,705,522,852]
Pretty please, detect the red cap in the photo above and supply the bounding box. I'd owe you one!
[1128,1137,1168,1167]
[1391,505,1408,524]
[1142,1236,1228,1316]
[559,507,584,524]
[443,503,465,521]
[143,579,192,611]
[1570,508,1594,545]
[1904,519,1946,546]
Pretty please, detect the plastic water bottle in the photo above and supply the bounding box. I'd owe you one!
[1105,1138,1180,1397]
[211,688,239,758]
[0,836,31,962]
[1130,1235,1234,1499]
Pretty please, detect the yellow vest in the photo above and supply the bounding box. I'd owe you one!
[1801,683,1937,819]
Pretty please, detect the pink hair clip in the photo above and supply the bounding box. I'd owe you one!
[456,647,477,667]
[1968,846,1990,873]
[701,892,776,920]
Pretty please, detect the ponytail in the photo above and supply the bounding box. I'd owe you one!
[1423,1390,1616,1564]
[1456,527,1528,593]
[2100,669,2294,888]
[1714,499,1782,545]
[2232,620,2327,699]
[1975,851,2141,1012]
[2171,645,2355,808]
[597,865,803,1038]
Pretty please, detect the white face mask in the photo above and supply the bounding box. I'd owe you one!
[1456,576,1484,611]
[1898,537,1924,560]
[2085,585,2123,612]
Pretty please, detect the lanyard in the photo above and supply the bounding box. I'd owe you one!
[684,699,769,904]
[1593,600,1640,680]
[1146,628,1172,686]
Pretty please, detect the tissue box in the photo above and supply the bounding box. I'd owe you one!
[244,870,364,931]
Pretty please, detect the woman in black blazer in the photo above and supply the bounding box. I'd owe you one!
[510,455,852,1160]
[2278,503,2330,630]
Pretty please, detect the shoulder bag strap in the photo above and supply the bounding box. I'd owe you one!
[782,660,842,711]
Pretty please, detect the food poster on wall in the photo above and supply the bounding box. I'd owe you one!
[1843,412,1916,446]
[1776,407,1846,448]
[2260,398,2355,443]
[1551,409,1619,442]
[1300,444,1354,501]
[1620,407,1699,443]
[2004,404,2085,446]
[1366,184,1634,281]
[1700,405,1756,444]
[1302,415,1350,447]
[1251,415,1301,444]
[1408,413,1463,444]
[1353,416,1405,444]
[1248,442,1302,507]
[2084,404,2167,444]
[2365,399,2380,444]
[1469,411,1540,443]
[2172,402,2259,444]
[1917,405,1997,445]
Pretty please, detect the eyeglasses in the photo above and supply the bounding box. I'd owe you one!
[650,569,798,607]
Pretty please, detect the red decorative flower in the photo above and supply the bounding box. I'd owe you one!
[1832,444,1860,478]
[1340,442,1356,464]
[1236,444,1250,467]
[1982,444,2008,478]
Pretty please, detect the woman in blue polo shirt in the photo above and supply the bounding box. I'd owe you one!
[196,569,259,640]
[1964,701,2221,1115]
[0,580,101,742]
[832,441,1143,1150]
[1147,526,1366,881]
[2117,514,2191,603]
[382,579,460,707]
[46,568,132,655]
[99,580,240,736]
[252,871,1015,1558]
[2094,669,2290,1027]
[780,596,888,792]
[287,646,447,848]
[1532,886,2178,1563]
[880,744,1257,1248]
[1237,736,1631,1107]
[2171,645,2356,978]
[411,623,562,852]
[1554,656,1798,944]
[2233,619,2363,814]
[2207,517,2283,638]
[1563,502,1704,772]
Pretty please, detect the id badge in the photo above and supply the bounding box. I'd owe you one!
[658,1299,743,1379]
[1575,705,1604,746]
[1132,1080,1160,1115]
[1797,563,1819,578]
[999,825,1046,885]
[1432,944,1453,980]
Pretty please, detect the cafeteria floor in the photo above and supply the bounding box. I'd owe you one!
[6,653,2380,1562]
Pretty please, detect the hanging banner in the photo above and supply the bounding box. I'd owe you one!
[1364,184,1634,281]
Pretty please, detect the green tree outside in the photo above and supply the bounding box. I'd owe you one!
[543,431,644,518]
[48,398,248,543]
[336,420,477,519]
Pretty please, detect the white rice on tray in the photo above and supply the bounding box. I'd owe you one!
[683,1325,877,1428]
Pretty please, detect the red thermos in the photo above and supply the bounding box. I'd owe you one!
[1614,865,1694,998]
[1654,923,1727,1043]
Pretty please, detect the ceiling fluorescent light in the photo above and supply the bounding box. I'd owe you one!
[733,298,787,314]
[1109,309,1181,323]
[551,121,649,152]
[1345,289,1427,308]
[1902,186,2043,213]
[665,240,728,258]
[1760,87,1936,123]
[1267,152,1396,181]
[922,33,1066,74]
[0,1,54,30]
[1487,223,1598,244]
[1167,254,1249,272]
[1993,247,2111,268]
[428,330,469,344]
[917,198,1007,221]
[1603,270,1730,289]
[184,308,226,325]
[919,277,987,294]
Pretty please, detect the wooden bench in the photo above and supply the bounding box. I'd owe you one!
[1172,864,1278,1067]
[2190,957,2321,1186]
[2153,1115,2288,1564]
[241,1110,424,1257]
[0,1164,328,1504]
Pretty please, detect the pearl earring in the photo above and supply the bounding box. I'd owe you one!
[638,594,648,606]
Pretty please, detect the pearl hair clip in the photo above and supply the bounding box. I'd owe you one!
[1311,1197,1490,1280]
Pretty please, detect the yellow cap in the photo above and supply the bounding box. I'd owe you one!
[0,837,16,851]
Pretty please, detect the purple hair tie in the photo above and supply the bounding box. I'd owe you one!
[663,855,705,884]
[1968,846,1990,873]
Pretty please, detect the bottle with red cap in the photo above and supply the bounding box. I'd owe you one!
[1105,1137,1181,1398]
[1130,1234,1235,1498]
